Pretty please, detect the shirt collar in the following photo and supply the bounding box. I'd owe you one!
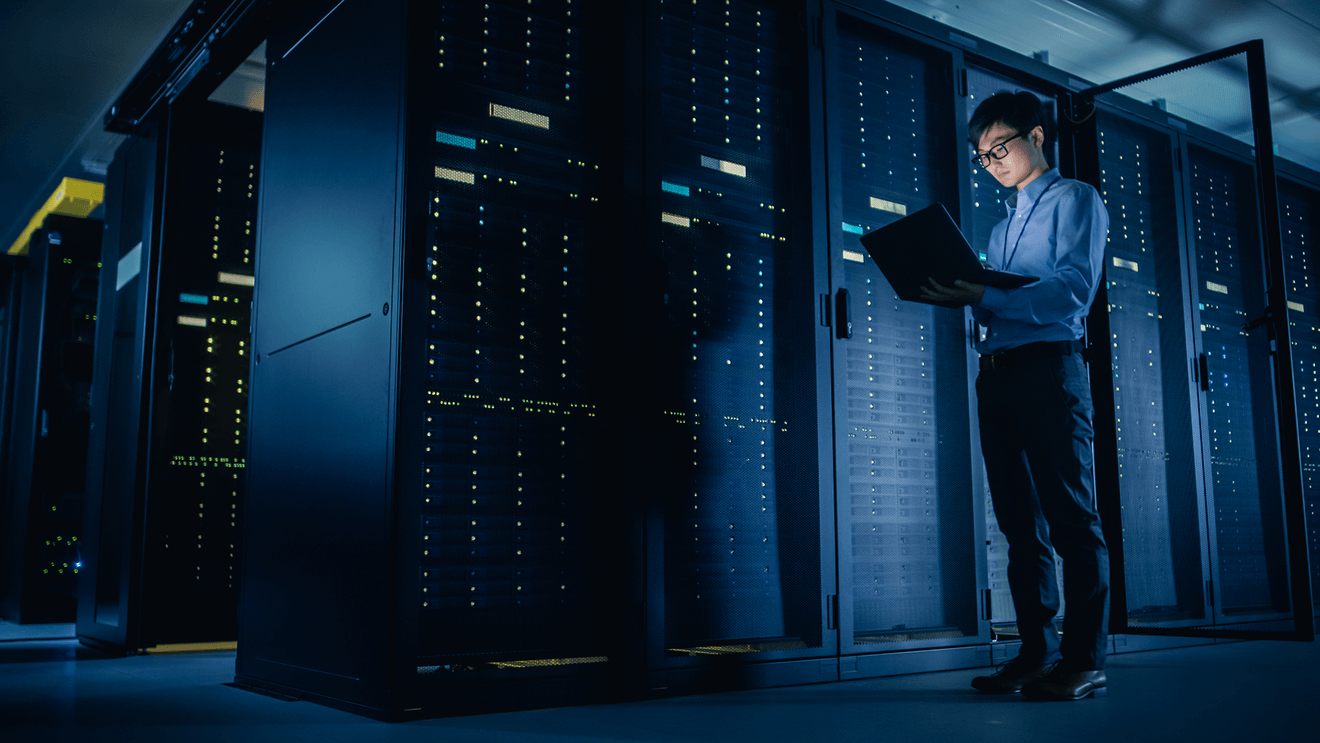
[1006,168,1061,210]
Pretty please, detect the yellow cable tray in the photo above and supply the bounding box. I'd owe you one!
[7,177,105,256]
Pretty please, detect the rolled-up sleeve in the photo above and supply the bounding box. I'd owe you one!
[977,184,1108,325]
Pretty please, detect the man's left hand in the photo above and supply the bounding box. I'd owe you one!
[920,278,985,305]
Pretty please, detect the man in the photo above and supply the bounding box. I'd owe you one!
[920,91,1111,701]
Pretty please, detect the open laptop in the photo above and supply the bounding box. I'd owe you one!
[858,203,1037,307]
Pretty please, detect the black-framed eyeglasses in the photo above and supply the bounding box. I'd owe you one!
[971,131,1026,169]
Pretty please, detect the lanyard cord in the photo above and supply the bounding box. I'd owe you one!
[1003,176,1057,270]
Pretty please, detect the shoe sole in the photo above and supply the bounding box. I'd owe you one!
[1023,685,1107,701]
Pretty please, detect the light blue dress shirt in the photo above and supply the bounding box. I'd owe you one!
[972,168,1109,355]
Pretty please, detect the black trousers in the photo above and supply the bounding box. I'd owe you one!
[977,351,1110,670]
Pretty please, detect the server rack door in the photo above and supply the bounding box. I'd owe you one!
[1279,174,1320,614]
[643,0,832,679]
[0,217,101,624]
[962,67,1063,632]
[400,0,626,684]
[1076,42,1311,640]
[0,259,19,503]
[1094,109,1211,632]
[821,7,985,657]
[78,131,163,650]
[139,100,260,645]
[239,0,406,707]
[1184,141,1295,632]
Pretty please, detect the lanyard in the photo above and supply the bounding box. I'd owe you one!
[1003,176,1057,270]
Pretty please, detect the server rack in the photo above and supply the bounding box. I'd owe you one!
[238,0,841,717]
[0,215,101,624]
[641,0,833,691]
[78,98,260,652]
[1075,43,1313,641]
[1089,108,1208,631]
[220,0,1320,721]
[815,3,992,678]
[0,255,23,528]
[238,0,632,719]
[1278,166,1320,613]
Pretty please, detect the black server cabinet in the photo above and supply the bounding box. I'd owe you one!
[238,0,833,718]
[1280,172,1320,611]
[641,0,832,689]
[0,256,23,529]
[78,100,260,652]
[1091,109,1208,631]
[1089,101,1303,635]
[1185,142,1293,627]
[818,4,988,672]
[1,215,101,624]
[239,0,631,719]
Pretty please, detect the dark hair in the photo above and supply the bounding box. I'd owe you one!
[968,91,1049,149]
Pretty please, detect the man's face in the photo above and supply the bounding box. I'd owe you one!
[975,122,1041,190]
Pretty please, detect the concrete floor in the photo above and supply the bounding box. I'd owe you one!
[1,622,1316,743]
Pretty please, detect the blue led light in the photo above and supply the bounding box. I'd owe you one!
[662,181,691,196]
[436,131,477,149]
[179,293,209,305]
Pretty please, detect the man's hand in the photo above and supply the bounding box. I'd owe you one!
[920,277,985,305]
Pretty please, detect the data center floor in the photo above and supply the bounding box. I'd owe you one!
[1,621,1315,743]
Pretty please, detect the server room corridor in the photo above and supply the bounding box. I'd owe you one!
[1,620,1315,743]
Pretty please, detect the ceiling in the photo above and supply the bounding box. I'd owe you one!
[884,0,1320,169]
[2,0,1318,253]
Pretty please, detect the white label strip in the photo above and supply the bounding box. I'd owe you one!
[178,315,208,327]
[116,242,142,291]
[1113,257,1139,271]
[490,103,549,129]
[435,166,475,184]
[1206,281,1228,294]
[661,212,691,228]
[843,250,866,263]
[218,272,256,287]
[700,155,747,178]
[869,197,907,216]
[1288,301,1304,313]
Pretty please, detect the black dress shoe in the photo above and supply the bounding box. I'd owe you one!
[1021,667,1107,701]
[970,659,1057,694]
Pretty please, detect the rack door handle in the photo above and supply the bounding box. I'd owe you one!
[1198,352,1209,392]
[835,288,852,340]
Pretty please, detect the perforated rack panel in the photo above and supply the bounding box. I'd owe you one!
[419,0,613,663]
[143,103,259,643]
[653,0,820,654]
[1189,145,1290,619]
[1096,110,1204,625]
[831,14,975,645]
[1279,176,1320,606]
